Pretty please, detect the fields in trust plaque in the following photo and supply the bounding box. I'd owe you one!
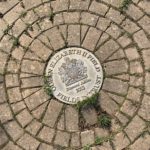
[45,47,103,104]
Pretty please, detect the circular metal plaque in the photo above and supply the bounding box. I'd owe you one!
[45,47,103,104]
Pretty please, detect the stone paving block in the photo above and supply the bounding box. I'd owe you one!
[133,30,150,48]
[4,5,23,25]
[22,0,42,10]
[16,109,33,127]
[21,60,45,75]
[113,132,130,150]
[34,3,51,18]
[104,59,128,75]
[126,4,144,20]
[12,19,26,36]
[145,72,150,93]
[81,130,94,146]
[22,10,38,24]
[96,33,109,48]
[38,126,55,143]
[81,12,99,26]
[22,87,40,99]
[129,133,150,150]
[59,25,67,40]
[121,100,137,116]
[26,119,42,135]
[0,51,7,74]
[116,112,129,126]
[63,12,80,24]
[5,74,19,87]
[27,23,41,38]
[94,128,109,137]
[43,99,63,127]
[96,17,110,31]
[2,141,21,150]
[54,131,70,147]
[138,1,150,14]
[96,142,112,150]
[69,0,90,10]
[11,47,24,61]
[7,60,20,73]
[24,88,48,111]
[117,34,132,48]
[0,0,18,13]
[37,34,53,49]
[0,127,8,146]
[0,84,6,103]
[106,24,122,39]
[67,25,80,46]
[95,39,119,62]
[0,35,13,53]
[138,94,150,121]
[127,87,142,102]
[130,61,143,74]
[30,39,52,61]
[23,51,42,61]
[106,8,125,24]
[125,47,140,61]
[4,121,23,141]
[102,78,128,96]
[53,13,64,26]
[142,49,150,70]
[82,27,102,51]
[11,101,26,114]
[32,101,48,120]
[65,106,79,131]
[0,20,7,38]
[19,34,32,47]
[101,0,123,8]
[17,133,40,150]
[99,91,119,115]
[21,76,43,89]
[130,75,143,87]
[125,116,145,141]
[38,143,55,150]
[138,15,150,35]
[107,49,125,61]
[57,113,65,130]
[71,132,80,147]
[45,27,65,50]
[39,18,53,31]
[51,0,68,12]
[89,1,108,16]
[107,92,125,104]
[122,19,140,33]
[0,103,12,123]
[81,106,97,125]
[111,118,122,133]
[7,87,22,103]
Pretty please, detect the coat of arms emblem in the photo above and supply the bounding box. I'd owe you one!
[58,57,88,86]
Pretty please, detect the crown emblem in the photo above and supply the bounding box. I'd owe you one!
[58,57,88,86]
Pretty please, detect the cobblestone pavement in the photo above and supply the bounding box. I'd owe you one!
[0,0,150,150]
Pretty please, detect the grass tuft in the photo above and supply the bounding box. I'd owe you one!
[83,145,91,150]
[20,11,27,18]
[76,92,99,111]
[98,114,111,129]
[12,37,20,47]
[43,75,53,97]
[119,0,132,13]
[95,135,113,145]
